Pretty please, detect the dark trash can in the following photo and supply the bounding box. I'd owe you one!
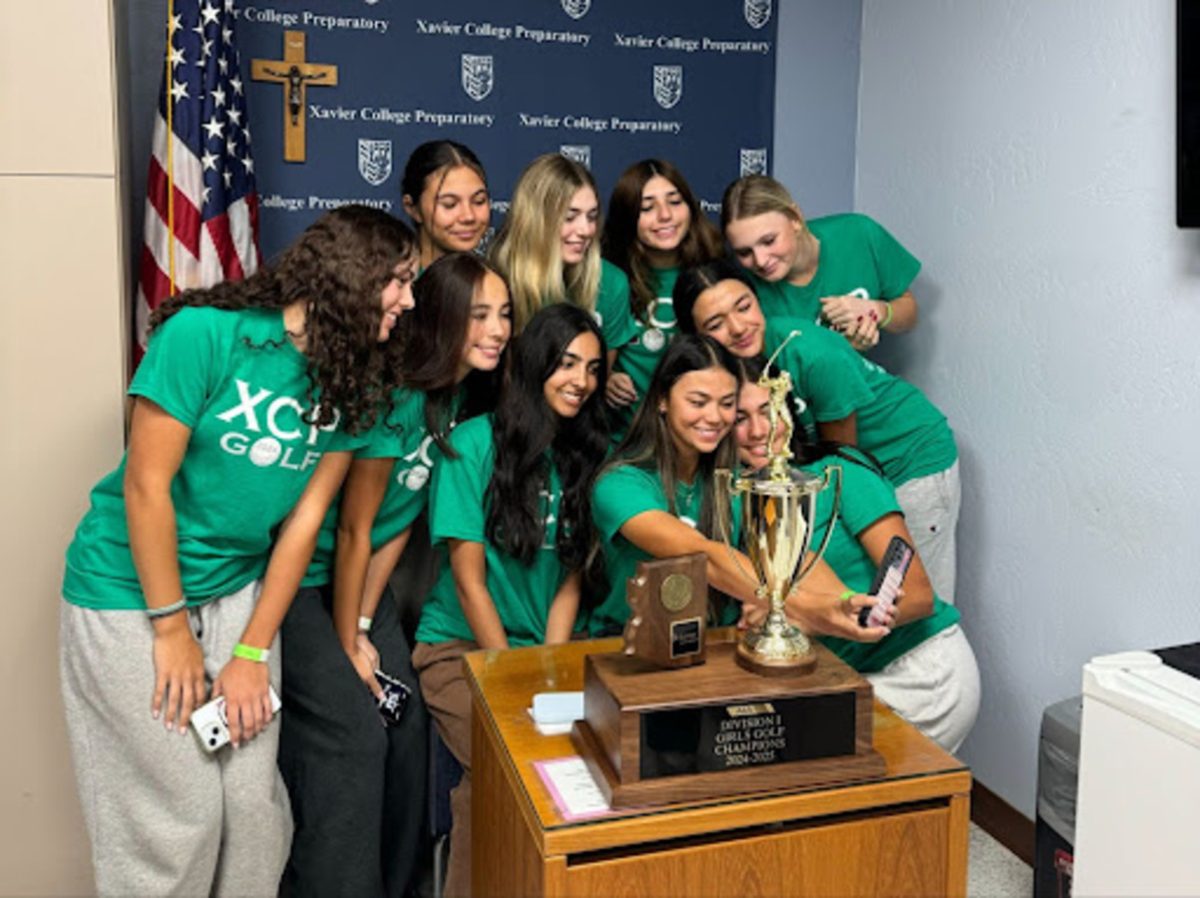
[1034,695,1082,898]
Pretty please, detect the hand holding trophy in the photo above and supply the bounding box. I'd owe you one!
[716,331,841,676]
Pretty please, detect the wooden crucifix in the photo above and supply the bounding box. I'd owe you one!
[250,30,337,163]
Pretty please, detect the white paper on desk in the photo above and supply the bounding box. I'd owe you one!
[526,709,574,736]
[533,756,614,821]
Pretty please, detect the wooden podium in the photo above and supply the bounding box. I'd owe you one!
[467,633,971,898]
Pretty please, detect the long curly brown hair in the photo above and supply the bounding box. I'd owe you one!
[150,205,415,434]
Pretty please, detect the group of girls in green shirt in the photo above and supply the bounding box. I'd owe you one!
[60,139,976,898]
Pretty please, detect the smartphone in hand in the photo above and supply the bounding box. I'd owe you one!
[374,669,412,727]
[858,536,914,628]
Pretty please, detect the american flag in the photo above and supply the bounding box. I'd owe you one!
[135,0,260,366]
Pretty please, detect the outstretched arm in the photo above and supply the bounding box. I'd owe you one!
[617,510,761,606]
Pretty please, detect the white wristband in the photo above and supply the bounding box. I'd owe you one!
[358,615,373,632]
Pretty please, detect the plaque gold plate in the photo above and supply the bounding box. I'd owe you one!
[571,639,885,809]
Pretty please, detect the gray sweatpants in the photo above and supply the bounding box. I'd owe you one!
[59,580,292,897]
[894,460,961,604]
[867,624,981,754]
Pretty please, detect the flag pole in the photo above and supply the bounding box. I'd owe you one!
[165,0,176,297]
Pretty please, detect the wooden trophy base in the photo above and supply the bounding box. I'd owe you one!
[572,641,885,809]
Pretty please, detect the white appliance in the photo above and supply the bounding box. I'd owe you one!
[1073,647,1200,897]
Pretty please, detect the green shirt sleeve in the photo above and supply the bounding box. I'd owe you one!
[794,327,875,422]
[771,320,874,423]
[831,458,902,537]
[593,464,667,543]
[595,260,640,351]
[129,307,228,428]
[353,391,420,460]
[861,215,921,299]
[429,417,491,545]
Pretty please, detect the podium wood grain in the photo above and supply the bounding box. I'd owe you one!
[467,634,970,898]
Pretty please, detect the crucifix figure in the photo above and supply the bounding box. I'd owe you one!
[251,30,337,162]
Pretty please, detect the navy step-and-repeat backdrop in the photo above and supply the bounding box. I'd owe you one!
[233,0,778,258]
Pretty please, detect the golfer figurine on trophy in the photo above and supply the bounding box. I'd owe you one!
[716,331,842,676]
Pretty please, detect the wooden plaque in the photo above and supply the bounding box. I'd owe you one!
[621,553,707,669]
[572,640,885,809]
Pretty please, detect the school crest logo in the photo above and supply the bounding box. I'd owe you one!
[560,144,592,169]
[653,65,683,110]
[740,147,768,176]
[357,139,392,187]
[461,54,494,101]
[561,0,591,19]
[744,0,772,29]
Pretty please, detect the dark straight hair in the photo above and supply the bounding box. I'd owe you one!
[672,258,756,336]
[398,252,505,454]
[486,304,610,603]
[608,334,742,538]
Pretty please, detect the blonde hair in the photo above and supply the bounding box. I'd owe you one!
[720,174,806,231]
[489,154,601,332]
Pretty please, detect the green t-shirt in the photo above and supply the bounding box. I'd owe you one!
[802,454,959,673]
[303,387,449,587]
[592,260,640,353]
[63,307,352,610]
[751,213,920,328]
[415,415,569,647]
[610,266,680,435]
[765,317,957,485]
[589,463,741,637]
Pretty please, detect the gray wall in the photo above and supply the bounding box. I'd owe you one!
[772,0,862,216]
[855,0,1198,817]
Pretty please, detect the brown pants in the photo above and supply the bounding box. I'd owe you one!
[412,639,477,898]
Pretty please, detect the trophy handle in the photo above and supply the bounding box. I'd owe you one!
[713,469,760,592]
[794,463,842,585]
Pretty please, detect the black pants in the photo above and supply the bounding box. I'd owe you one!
[278,584,428,898]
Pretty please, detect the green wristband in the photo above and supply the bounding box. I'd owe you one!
[879,301,894,329]
[838,589,856,602]
[232,642,270,663]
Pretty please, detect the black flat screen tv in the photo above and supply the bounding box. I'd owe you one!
[1179,0,1200,225]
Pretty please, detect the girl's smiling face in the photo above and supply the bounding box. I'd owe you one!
[543,331,603,418]
[376,254,418,342]
[459,270,512,377]
[660,366,739,459]
[636,175,691,263]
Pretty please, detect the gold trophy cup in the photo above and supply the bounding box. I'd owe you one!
[716,333,840,676]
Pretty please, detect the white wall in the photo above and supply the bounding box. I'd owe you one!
[856,0,1200,816]
[774,0,862,215]
[0,1,125,893]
